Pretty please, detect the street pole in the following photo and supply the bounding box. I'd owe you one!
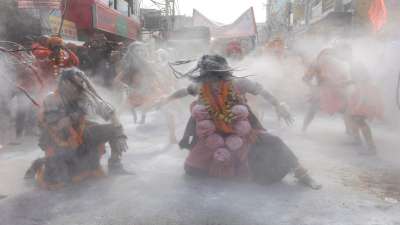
[172,0,175,31]
[287,1,292,32]
[266,0,273,40]
[305,0,310,26]
[266,0,269,24]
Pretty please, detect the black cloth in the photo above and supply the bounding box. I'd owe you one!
[248,132,299,184]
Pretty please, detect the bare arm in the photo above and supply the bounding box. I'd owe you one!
[153,85,195,110]
[166,88,190,102]
[236,78,293,125]
[259,89,280,107]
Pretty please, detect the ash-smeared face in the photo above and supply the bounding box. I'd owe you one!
[58,69,88,102]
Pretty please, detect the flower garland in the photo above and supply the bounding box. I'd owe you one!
[200,80,239,133]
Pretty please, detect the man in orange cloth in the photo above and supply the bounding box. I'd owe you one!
[302,48,351,132]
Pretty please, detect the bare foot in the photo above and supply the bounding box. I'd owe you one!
[298,174,322,190]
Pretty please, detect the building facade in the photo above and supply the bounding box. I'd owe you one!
[64,0,141,42]
[292,0,400,38]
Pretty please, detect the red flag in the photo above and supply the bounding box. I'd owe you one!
[368,0,387,33]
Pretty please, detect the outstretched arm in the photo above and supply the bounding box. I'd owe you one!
[154,88,191,109]
[166,88,191,102]
[259,88,294,126]
[237,78,294,126]
[259,89,280,107]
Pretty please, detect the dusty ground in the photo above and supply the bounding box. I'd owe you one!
[0,111,399,225]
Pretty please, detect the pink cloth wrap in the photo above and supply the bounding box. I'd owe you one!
[231,105,249,120]
[192,104,210,121]
[233,120,252,137]
[185,102,252,178]
[209,147,235,177]
[205,133,225,150]
[196,120,216,139]
[213,148,232,162]
[225,135,244,151]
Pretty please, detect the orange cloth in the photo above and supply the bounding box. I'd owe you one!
[348,82,384,119]
[368,0,387,32]
[311,51,349,114]
[319,86,347,114]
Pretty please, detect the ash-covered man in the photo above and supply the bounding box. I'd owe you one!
[158,55,321,189]
[25,68,130,185]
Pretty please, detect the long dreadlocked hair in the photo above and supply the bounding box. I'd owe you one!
[168,55,237,83]
[58,68,114,112]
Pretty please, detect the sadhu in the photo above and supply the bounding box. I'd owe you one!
[24,68,130,189]
[302,47,351,132]
[158,54,321,189]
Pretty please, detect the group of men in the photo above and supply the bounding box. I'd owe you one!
[0,33,386,193]
[5,34,180,188]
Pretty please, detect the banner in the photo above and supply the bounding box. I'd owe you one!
[17,0,61,9]
[192,9,218,31]
[193,8,257,39]
[215,7,257,39]
[92,3,140,40]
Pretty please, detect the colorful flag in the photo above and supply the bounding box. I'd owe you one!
[216,7,257,39]
[192,9,218,31]
[192,8,257,39]
[368,0,387,33]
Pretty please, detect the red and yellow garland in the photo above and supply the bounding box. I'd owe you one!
[200,80,238,133]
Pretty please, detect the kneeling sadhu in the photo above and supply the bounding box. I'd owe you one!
[24,68,130,189]
[158,55,321,189]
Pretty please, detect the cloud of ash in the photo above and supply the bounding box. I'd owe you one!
[223,34,400,127]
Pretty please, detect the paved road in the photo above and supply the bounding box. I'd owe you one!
[0,112,399,225]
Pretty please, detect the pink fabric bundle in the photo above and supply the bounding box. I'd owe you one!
[233,120,251,137]
[192,104,210,121]
[231,105,249,120]
[196,120,216,138]
[205,133,225,149]
[213,148,232,163]
[186,102,253,178]
[209,147,235,177]
[225,135,244,151]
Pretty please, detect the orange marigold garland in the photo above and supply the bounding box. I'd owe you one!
[200,80,239,133]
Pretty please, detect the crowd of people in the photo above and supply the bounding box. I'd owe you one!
[0,32,391,192]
